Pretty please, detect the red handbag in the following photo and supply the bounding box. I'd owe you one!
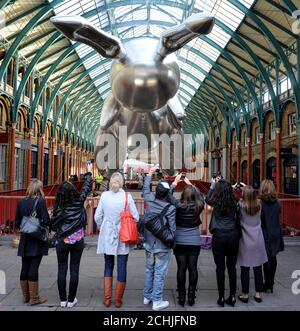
[119,192,140,245]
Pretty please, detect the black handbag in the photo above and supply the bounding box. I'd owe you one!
[48,233,59,248]
[20,198,49,242]
[144,204,175,248]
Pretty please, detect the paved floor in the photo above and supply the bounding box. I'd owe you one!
[0,238,299,311]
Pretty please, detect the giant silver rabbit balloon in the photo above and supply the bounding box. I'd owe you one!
[50,12,214,172]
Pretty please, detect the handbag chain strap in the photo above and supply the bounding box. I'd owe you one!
[31,197,39,218]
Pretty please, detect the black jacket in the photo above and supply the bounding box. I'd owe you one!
[15,196,50,257]
[261,200,284,258]
[205,186,239,234]
[168,185,204,228]
[51,173,92,239]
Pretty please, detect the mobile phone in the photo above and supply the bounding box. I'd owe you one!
[181,172,186,180]
[155,164,160,173]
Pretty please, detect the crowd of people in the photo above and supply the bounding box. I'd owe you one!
[15,164,284,310]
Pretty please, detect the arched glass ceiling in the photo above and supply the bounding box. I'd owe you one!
[49,0,256,108]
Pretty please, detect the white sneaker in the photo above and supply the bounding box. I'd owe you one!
[60,301,67,308]
[152,300,169,311]
[143,297,151,305]
[67,298,78,308]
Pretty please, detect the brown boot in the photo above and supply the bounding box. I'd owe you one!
[103,277,113,307]
[115,281,126,308]
[28,281,47,305]
[20,280,29,304]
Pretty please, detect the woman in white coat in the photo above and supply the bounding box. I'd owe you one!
[94,172,139,308]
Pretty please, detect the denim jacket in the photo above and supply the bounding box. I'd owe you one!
[143,175,176,253]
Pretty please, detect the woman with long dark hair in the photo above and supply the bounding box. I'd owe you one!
[259,179,284,293]
[15,179,50,305]
[51,164,92,308]
[205,178,240,307]
[168,174,205,307]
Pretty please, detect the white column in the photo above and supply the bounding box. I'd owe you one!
[222,147,227,180]
[208,151,212,180]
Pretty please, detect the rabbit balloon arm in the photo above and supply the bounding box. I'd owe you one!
[50,16,127,61]
[156,11,215,60]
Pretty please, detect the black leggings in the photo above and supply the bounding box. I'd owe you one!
[175,254,199,290]
[56,239,84,302]
[212,230,239,297]
[20,256,43,282]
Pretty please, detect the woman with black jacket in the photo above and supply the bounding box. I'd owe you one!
[168,174,205,307]
[15,179,50,305]
[259,179,284,293]
[205,178,240,307]
[51,164,93,308]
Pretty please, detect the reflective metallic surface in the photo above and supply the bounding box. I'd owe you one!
[50,12,215,171]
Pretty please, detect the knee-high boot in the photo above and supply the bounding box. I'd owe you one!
[20,280,29,304]
[103,277,113,307]
[115,281,126,308]
[28,281,47,305]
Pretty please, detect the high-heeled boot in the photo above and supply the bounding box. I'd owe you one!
[177,288,186,307]
[187,286,196,306]
[225,294,236,307]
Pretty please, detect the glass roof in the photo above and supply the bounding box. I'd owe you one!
[50,0,256,107]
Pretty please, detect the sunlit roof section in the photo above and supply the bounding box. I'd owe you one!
[50,0,256,108]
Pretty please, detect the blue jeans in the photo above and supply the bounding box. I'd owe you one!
[143,250,171,302]
[104,254,128,282]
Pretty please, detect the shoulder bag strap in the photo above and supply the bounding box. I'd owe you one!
[160,204,171,227]
[124,192,129,211]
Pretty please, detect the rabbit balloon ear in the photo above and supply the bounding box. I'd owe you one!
[50,16,127,61]
[156,11,214,61]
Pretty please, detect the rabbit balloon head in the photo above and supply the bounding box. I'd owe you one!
[50,12,214,113]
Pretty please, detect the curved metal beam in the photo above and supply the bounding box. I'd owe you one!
[180,87,219,138]
[179,55,250,133]
[0,0,63,82]
[181,68,235,139]
[180,81,222,137]
[46,63,109,131]
[13,33,61,120]
[29,45,78,126]
[40,49,98,130]
[60,78,109,135]
[228,0,299,123]
[66,90,104,138]
[0,0,12,10]
[193,33,261,124]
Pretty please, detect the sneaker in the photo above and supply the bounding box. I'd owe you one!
[152,300,169,311]
[143,297,151,305]
[67,298,78,308]
[60,301,67,308]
